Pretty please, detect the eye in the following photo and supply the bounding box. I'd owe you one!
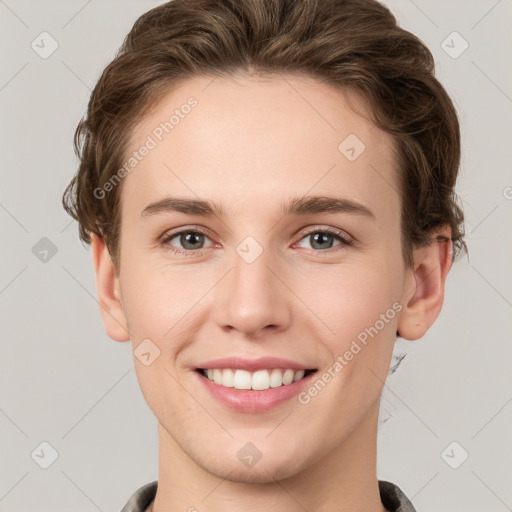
[160,226,353,256]
[294,227,353,252]
[161,228,215,255]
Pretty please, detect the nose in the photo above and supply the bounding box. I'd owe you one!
[212,242,292,338]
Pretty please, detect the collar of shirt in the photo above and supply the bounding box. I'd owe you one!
[120,479,417,512]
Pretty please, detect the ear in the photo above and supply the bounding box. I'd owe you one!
[397,226,454,341]
[91,233,130,342]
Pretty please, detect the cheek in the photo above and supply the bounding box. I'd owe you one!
[120,254,199,335]
[119,260,215,409]
[120,229,404,349]
[297,264,401,423]
[300,259,401,340]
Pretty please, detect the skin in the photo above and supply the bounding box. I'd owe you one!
[91,73,452,512]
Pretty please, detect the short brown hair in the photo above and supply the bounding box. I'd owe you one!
[62,0,466,272]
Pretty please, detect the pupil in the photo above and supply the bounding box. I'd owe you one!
[312,232,332,249]
[183,232,203,249]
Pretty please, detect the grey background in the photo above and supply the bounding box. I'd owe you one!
[1,1,511,511]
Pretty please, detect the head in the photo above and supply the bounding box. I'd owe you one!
[63,0,465,483]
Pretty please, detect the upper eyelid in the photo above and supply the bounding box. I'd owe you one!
[161,225,353,247]
[161,226,215,243]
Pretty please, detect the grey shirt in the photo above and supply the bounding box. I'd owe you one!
[120,479,417,512]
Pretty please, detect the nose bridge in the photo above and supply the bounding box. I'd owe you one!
[233,235,274,296]
[214,233,291,335]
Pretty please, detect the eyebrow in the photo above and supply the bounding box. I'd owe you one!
[140,195,375,220]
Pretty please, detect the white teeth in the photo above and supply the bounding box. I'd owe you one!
[293,369,305,382]
[201,368,310,390]
[269,369,283,388]
[251,370,269,390]
[213,369,223,385]
[282,369,294,385]
[233,369,252,389]
[221,368,234,387]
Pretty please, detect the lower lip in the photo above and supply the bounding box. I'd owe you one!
[194,370,317,413]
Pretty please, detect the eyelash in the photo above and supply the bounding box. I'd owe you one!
[160,226,354,256]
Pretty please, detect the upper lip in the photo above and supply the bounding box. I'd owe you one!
[196,356,316,371]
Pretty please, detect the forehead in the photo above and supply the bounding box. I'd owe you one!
[121,73,399,225]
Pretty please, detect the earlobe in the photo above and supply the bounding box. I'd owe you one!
[397,226,453,341]
[91,233,130,343]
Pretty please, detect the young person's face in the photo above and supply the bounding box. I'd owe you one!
[92,73,451,482]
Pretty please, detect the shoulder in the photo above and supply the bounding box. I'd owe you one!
[121,479,416,512]
[120,480,158,512]
[378,479,417,512]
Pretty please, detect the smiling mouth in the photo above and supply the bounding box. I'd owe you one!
[195,367,318,391]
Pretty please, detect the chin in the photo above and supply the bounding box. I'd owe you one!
[215,461,302,484]
[197,449,309,484]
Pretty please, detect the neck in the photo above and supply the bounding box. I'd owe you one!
[152,401,388,512]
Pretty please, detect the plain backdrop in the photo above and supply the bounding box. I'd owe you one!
[1,1,511,511]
